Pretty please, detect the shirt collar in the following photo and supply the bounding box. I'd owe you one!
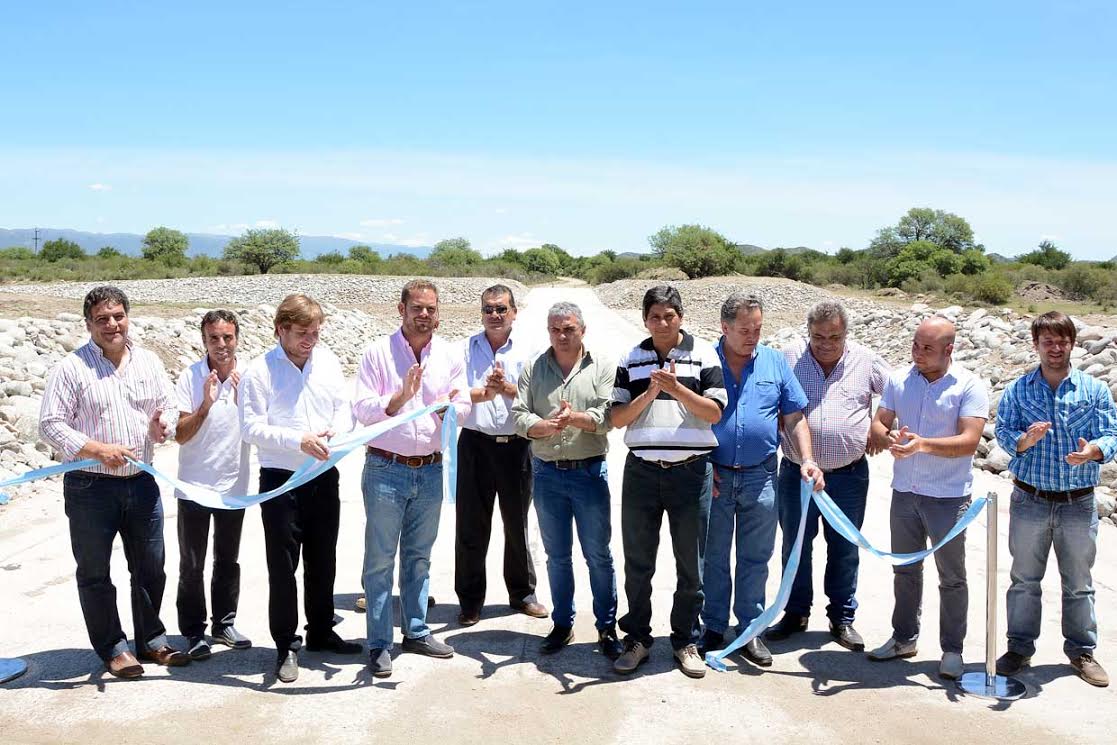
[88,336,134,361]
[639,329,695,356]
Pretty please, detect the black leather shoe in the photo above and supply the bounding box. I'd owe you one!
[186,636,212,660]
[540,625,574,654]
[598,627,624,660]
[306,632,363,655]
[369,648,392,678]
[212,625,252,650]
[765,613,808,641]
[698,630,724,655]
[402,634,454,658]
[458,608,482,626]
[276,650,298,683]
[741,637,773,667]
[996,650,1031,676]
[829,622,865,651]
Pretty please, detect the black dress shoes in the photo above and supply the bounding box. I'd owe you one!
[742,637,773,667]
[765,613,808,641]
[829,622,865,651]
[306,631,363,655]
[540,625,574,654]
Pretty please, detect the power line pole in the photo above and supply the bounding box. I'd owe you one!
[33,227,41,253]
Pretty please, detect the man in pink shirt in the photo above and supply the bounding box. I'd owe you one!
[353,279,470,678]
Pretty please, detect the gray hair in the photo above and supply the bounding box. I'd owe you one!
[720,292,764,324]
[806,300,848,331]
[547,301,585,328]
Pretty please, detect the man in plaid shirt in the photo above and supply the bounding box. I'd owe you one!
[994,311,1117,688]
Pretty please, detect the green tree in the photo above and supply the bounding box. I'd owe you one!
[872,208,977,259]
[142,226,189,264]
[648,224,736,278]
[39,238,85,262]
[97,246,122,258]
[348,244,381,264]
[1018,240,1071,270]
[960,248,991,275]
[430,237,482,266]
[521,247,562,274]
[0,246,37,260]
[497,248,525,265]
[316,251,345,264]
[223,228,300,274]
[540,243,576,273]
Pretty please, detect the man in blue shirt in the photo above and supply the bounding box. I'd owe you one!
[994,311,1117,688]
[703,292,824,667]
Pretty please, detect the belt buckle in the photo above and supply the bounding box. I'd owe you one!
[404,456,422,468]
[657,460,671,469]
[495,436,510,444]
[554,460,572,470]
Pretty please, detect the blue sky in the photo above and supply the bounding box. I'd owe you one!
[2,1,1115,257]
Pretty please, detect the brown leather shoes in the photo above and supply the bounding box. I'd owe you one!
[513,601,548,619]
[1070,653,1109,687]
[106,651,144,678]
[138,645,191,667]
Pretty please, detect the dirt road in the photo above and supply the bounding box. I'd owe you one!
[0,287,1114,744]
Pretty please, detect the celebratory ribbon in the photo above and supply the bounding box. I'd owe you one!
[0,402,459,510]
[706,479,988,671]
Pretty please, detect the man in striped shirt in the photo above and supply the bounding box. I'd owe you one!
[609,285,727,678]
[767,300,890,652]
[39,285,188,678]
[994,311,1117,688]
[867,316,988,681]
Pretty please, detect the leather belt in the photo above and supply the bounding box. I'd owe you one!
[1013,479,1093,503]
[367,446,442,468]
[638,453,707,470]
[466,429,521,444]
[548,455,605,471]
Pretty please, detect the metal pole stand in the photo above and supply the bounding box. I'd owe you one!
[0,658,27,684]
[959,490,1026,700]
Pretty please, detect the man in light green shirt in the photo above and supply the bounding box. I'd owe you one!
[511,301,621,662]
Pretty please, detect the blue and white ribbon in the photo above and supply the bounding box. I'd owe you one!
[706,479,988,671]
[0,402,459,510]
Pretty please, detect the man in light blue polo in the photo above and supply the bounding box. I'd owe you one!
[868,316,988,681]
[703,292,824,667]
[994,311,1116,688]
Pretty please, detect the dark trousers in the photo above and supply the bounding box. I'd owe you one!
[777,456,869,624]
[454,429,537,610]
[618,454,712,650]
[176,497,246,639]
[259,467,340,652]
[63,471,170,662]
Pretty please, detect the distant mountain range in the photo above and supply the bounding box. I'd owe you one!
[0,227,432,260]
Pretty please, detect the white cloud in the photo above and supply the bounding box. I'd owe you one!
[333,231,363,240]
[499,232,538,249]
[360,218,404,227]
[494,207,509,214]
[255,219,279,228]
[88,183,112,191]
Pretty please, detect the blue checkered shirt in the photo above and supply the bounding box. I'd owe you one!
[995,367,1117,491]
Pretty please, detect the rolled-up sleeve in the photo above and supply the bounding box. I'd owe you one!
[1092,385,1117,462]
[583,356,615,434]
[239,368,301,452]
[39,362,89,458]
[512,358,543,437]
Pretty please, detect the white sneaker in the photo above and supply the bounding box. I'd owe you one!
[673,644,706,679]
[939,652,964,680]
[867,637,918,661]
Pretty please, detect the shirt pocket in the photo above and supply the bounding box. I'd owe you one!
[754,380,780,415]
[126,377,161,414]
[1057,399,1094,433]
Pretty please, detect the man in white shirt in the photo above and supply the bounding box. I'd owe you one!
[239,293,362,683]
[174,310,252,661]
[455,285,547,626]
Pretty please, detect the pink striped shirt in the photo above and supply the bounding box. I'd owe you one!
[780,337,890,471]
[353,329,470,456]
[39,338,176,476]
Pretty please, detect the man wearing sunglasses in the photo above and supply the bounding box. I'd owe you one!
[455,285,548,626]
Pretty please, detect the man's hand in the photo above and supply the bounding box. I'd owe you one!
[1066,437,1103,466]
[553,400,573,430]
[300,431,331,461]
[888,426,922,459]
[528,419,565,438]
[148,409,171,444]
[712,467,721,499]
[801,460,826,492]
[867,427,890,456]
[92,442,137,469]
[229,370,242,403]
[201,371,220,410]
[649,360,679,397]
[1017,421,1052,453]
[399,363,424,400]
[436,390,459,419]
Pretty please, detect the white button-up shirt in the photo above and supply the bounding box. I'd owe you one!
[461,330,537,436]
[880,363,989,498]
[239,344,352,472]
[176,356,250,497]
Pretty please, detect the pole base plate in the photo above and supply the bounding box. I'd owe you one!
[0,657,27,684]
[957,671,1026,700]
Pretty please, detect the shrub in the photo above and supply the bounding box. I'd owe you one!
[40,238,85,262]
[971,274,1013,304]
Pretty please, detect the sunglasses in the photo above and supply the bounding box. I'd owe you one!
[482,305,510,315]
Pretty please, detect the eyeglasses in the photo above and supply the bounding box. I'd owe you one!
[482,305,510,316]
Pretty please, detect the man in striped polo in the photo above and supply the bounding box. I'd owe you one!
[609,285,727,678]
[40,285,189,678]
[994,311,1116,688]
[868,316,988,681]
[767,300,890,652]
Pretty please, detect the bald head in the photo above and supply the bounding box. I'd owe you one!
[912,316,956,380]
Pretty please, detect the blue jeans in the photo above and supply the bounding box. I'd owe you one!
[63,471,170,662]
[361,455,444,650]
[532,457,617,630]
[1006,486,1099,658]
[703,455,778,636]
[777,456,868,624]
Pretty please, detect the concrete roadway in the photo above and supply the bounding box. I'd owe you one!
[0,286,1114,744]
